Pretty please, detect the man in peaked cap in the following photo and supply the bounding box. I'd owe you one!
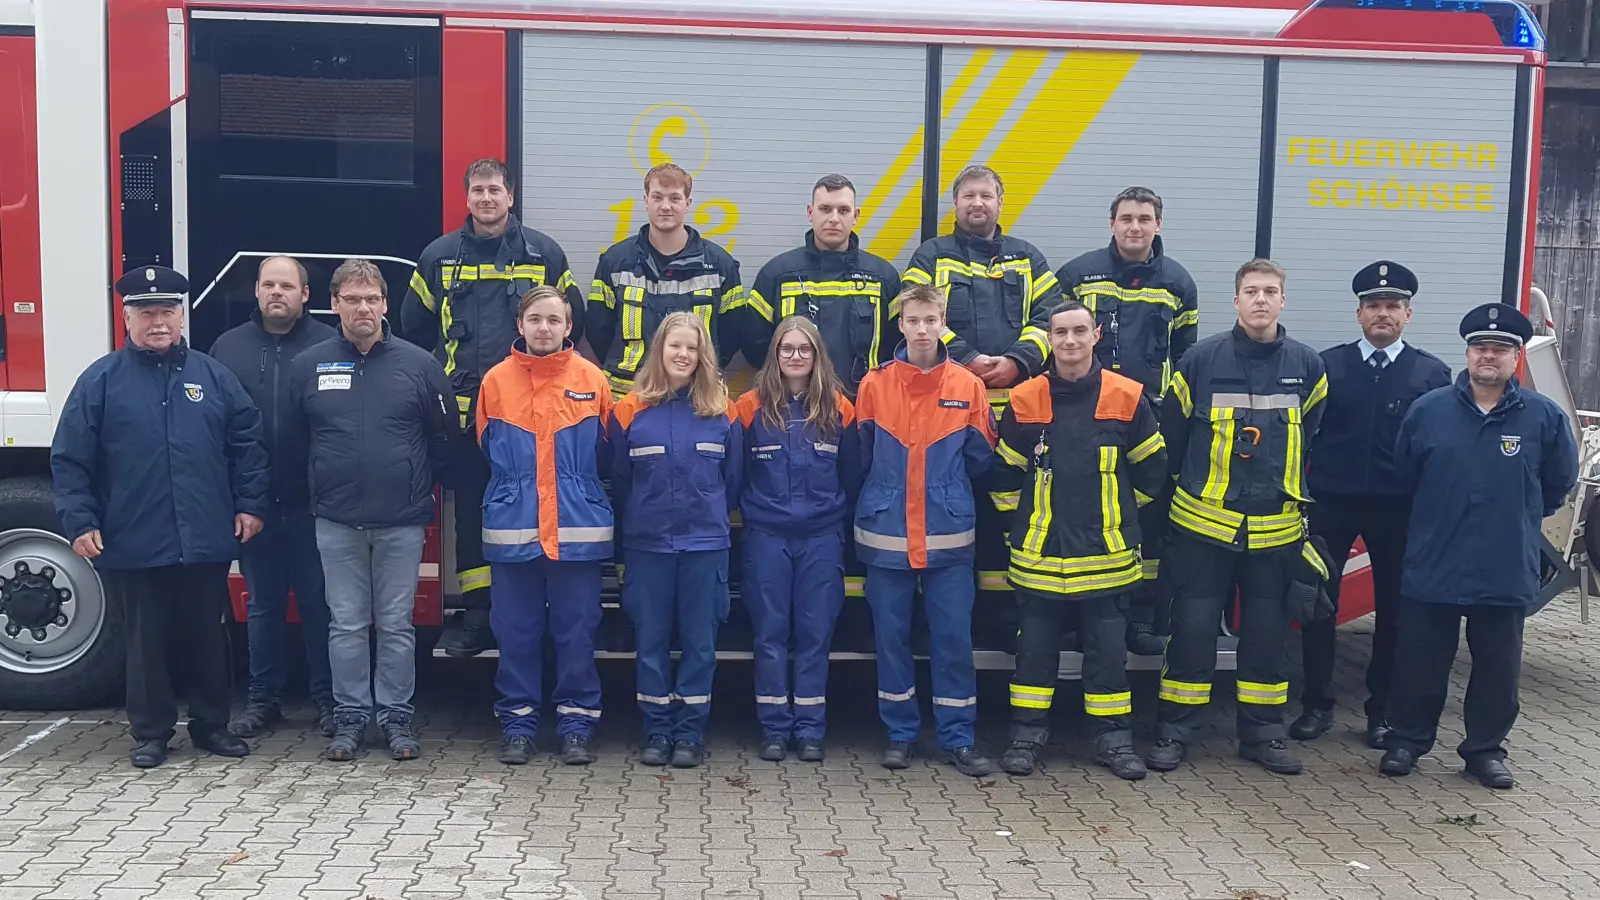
[1292,261,1450,749]
[1379,301,1577,788]
[51,266,270,769]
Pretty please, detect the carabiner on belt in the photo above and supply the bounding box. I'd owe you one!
[1236,425,1262,459]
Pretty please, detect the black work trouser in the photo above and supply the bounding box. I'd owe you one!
[1010,590,1132,750]
[454,410,492,610]
[105,563,233,743]
[1386,602,1523,762]
[1300,494,1408,719]
[1157,533,1295,744]
[1130,496,1171,630]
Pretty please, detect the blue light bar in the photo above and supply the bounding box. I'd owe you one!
[1311,0,1546,50]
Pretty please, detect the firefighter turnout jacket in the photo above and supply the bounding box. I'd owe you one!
[476,340,615,564]
[1163,324,1328,551]
[992,364,1168,597]
[853,345,996,570]
[401,215,583,413]
[743,232,901,394]
[1056,236,1200,399]
[902,228,1061,395]
[587,226,743,397]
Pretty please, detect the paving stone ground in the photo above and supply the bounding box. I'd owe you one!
[1,594,1598,900]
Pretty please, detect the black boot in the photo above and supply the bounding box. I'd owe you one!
[945,746,996,777]
[1145,738,1186,772]
[1240,739,1303,775]
[1001,741,1040,776]
[1289,708,1335,741]
[1095,746,1148,781]
[191,729,250,758]
[441,608,495,658]
[130,739,168,769]
[227,698,282,738]
[561,733,596,766]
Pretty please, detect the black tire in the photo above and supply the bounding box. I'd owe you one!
[0,475,124,710]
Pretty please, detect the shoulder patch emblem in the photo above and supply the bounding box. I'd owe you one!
[182,383,203,403]
[1501,435,1522,457]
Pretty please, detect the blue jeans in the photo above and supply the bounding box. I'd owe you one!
[240,504,331,706]
[621,548,730,743]
[865,564,977,749]
[490,558,604,738]
[316,519,426,724]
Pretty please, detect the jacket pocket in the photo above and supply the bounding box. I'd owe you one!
[693,441,727,491]
[943,276,976,332]
[715,562,731,623]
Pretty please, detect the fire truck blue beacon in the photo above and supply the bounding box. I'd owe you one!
[5,0,1587,787]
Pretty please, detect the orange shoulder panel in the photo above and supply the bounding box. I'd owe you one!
[612,392,646,431]
[733,389,761,427]
[1095,370,1143,422]
[835,391,856,428]
[1008,375,1053,424]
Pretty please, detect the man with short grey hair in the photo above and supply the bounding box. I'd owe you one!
[286,259,460,762]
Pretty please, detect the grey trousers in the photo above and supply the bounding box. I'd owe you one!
[315,518,426,723]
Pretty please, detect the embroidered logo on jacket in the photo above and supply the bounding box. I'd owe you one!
[939,399,970,409]
[1501,435,1522,457]
[183,383,204,403]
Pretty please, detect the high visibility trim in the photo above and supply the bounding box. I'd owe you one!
[458,566,492,592]
[1142,558,1160,579]
[844,576,865,598]
[747,289,775,322]
[555,705,601,718]
[483,527,540,545]
[1084,691,1133,716]
[1237,680,1289,705]
[902,267,932,286]
[1169,488,1242,544]
[755,695,788,705]
[1200,407,1235,502]
[997,439,1029,468]
[630,445,667,457]
[990,490,1021,512]
[1173,308,1200,329]
[441,263,548,286]
[1019,326,1049,358]
[410,271,436,313]
[1010,684,1053,709]
[977,569,1010,591]
[509,706,536,716]
[1007,557,1142,596]
[1282,406,1306,502]
[1020,468,1053,557]
[719,286,745,314]
[606,372,636,398]
[557,270,578,294]
[696,303,714,333]
[561,526,614,543]
[456,395,473,412]
[1158,678,1211,705]
[1099,445,1125,554]
[854,527,975,552]
[814,442,839,454]
[1134,488,1153,507]
[678,694,711,705]
[636,692,674,705]
[590,280,617,310]
[793,696,826,706]
[441,292,459,376]
[940,329,957,345]
[932,696,977,708]
[1209,392,1301,410]
[1306,373,1329,411]
[778,279,884,297]
[1128,432,1165,464]
[878,688,915,702]
[612,271,725,294]
[1301,541,1330,581]
[1030,269,1060,302]
[1169,372,1193,417]
[694,442,725,454]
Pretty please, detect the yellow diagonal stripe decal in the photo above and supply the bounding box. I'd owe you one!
[940,50,1139,234]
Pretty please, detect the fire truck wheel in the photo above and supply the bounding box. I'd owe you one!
[0,476,123,710]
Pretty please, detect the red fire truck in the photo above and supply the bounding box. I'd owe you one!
[0,0,1559,708]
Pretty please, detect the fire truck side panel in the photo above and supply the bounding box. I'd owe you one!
[0,29,44,394]
[1270,59,1519,360]
[934,49,1264,341]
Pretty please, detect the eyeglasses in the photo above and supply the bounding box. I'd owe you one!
[777,345,815,359]
[336,294,385,308]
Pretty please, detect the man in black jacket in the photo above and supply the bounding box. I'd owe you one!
[52,266,269,769]
[1290,261,1450,749]
[210,256,337,739]
[287,259,459,763]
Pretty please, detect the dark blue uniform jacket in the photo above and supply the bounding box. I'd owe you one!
[1395,373,1579,607]
[51,341,270,570]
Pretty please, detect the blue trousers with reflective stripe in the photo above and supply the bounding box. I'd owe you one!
[622,548,730,743]
[742,528,845,740]
[865,564,977,749]
[489,558,603,737]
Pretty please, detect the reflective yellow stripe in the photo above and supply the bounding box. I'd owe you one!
[1128,431,1164,464]
[868,296,883,368]
[1237,680,1289,705]
[1301,541,1329,581]
[1282,406,1306,502]
[902,267,932,286]
[1158,678,1210,705]
[590,280,616,309]
[719,286,744,314]
[1306,373,1329,411]
[1009,683,1054,710]
[940,329,957,345]
[1200,408,1235,502]
[1018,326,1049,358]
[410,271,436,313]
[696,303,714,332]
[1007,558,1142,596]
[441,292,459,377]
[1169,372,1193,417]
[1030,269,1060,302]
[1141,558,1160,580]
[990,490,1021,512]
[844,576,865,598]
[747,289,774,322]
[977,570,1009,592]
[1174,308,1200,329]
[997,439,1029,469]
[1084,691,1133,716]
[1134,488,1153,507]
[458,566,491,592]
[606,372,636,399]
[1169,488,1242,544]
[1099,445,1125,553]
[456,394,472,429]
[557,270,577,294]
[1022,469,1052,556]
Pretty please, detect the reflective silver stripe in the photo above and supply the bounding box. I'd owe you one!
[630,445,667,457]
[754,444,783,452]
[613,271,725,294]
[926,530,976,550]
[932,696,978,708]
[555,705,601,718]
[793,696,826,706]
[695,442,725,453]
[877,688,915,702]
[855,527,906,551]
[678,694,711,705]
[483,527,539,545]
[636,692,674,705]
[509,706,536,716]
[814,442,839,453]
[559,526,614,543]
[854,528,976,552]
[1209,392,1301,410]
[755,695,788,705]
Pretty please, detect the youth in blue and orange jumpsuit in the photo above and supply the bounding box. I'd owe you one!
[733,316,860,764]
[476,286,613,767]
[855,284,997,778]
[609,312,744,770]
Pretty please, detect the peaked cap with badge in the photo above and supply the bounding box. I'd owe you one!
[1351,260,1417,302]
[115,265,189,307]
[1459,302,1533,348]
